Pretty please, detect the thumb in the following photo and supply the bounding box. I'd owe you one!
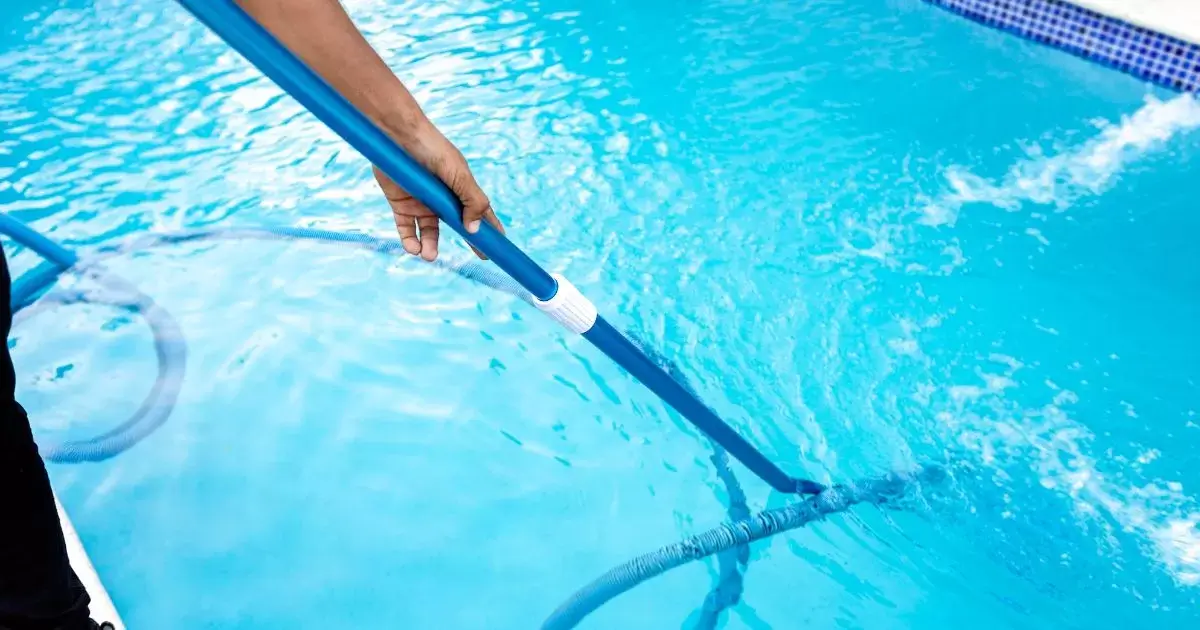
[456,177,505,261]
[450,168,492,234]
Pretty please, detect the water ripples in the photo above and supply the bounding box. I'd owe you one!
[4,0,1200,627]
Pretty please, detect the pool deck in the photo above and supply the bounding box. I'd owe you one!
[1074,0,1200,45]
[56,497,124,629]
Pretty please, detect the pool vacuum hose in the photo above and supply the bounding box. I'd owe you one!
[0,0,944,626]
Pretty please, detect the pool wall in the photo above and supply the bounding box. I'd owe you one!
[56,495,124,629]
[926,0,1200,92]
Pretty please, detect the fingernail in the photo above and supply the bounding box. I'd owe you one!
[467,220,481,233]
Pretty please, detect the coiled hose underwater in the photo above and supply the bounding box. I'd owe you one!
[5,0,946,625]
[2,217,944,627]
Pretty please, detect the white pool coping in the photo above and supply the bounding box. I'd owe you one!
[1072,0,1200,45]
[55,496,125,630]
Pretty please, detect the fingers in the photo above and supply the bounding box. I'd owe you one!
[380,167,439,260]
[416,215,439,261]
[393,212,442,261]
[394,213,421,256]
[379,153,506,263]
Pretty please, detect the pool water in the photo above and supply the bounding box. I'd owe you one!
[3,0,1200,627]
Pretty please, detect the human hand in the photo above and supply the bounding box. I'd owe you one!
[233,0,503,261]
[373,124,504,262]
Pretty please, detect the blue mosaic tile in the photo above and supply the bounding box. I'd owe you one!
[926,0,1200,92]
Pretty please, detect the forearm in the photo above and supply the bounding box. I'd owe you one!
[233,0,501,254]
[235,0,432,143]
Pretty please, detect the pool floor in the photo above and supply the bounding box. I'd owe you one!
[3,0,1200,627]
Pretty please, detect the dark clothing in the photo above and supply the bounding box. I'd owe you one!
[0,244,94,630]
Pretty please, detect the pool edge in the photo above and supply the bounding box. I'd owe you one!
[1070,0,1200,46]
[54,495,125,630]
[925,0,1200,93]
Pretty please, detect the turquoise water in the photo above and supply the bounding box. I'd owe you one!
[3,0,1200,627]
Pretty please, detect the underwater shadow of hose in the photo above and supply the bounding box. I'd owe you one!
[542,464,946,629]
[10,261,187,464]
[3,220,947,630]
[5,225,543,464]
[8,223,827,629]
[15,279,186,460]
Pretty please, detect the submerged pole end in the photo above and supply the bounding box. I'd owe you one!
[794,478,827,495]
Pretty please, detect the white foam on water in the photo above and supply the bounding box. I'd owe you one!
[916,95,1200,588]
[889,88,1200,580]
[932,353,1200,589]
[920,93,1200,227]
[834,95,1200,277]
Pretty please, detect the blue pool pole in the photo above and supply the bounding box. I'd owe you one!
[0,213,82,309]
[171,0,822,495]
[0,213,79,269]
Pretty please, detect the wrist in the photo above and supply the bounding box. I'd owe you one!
[379,105,436,147]
[383,114,462,173]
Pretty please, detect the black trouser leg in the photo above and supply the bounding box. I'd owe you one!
[0,245,93,630]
